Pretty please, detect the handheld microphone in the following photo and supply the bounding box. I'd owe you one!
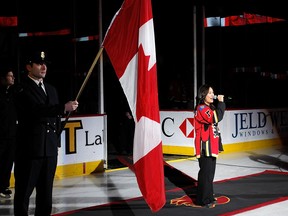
[213,95,232,100]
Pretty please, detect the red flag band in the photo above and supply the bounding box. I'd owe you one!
[102,0,166,212]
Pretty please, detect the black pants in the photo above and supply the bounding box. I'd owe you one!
[14,156,57,216]
[196,155,216,205]
[0,139,15,191]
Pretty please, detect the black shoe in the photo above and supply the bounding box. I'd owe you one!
[204,203,216,208]
[0,188,12,198]
[194,201,216,208]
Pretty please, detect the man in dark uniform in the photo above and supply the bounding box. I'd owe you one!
[0,65,17,199]
[13,50,79,216]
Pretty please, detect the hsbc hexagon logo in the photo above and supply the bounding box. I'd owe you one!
[179,118,194,138]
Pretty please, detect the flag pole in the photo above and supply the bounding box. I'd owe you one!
[75,46,104,101]
[60,46,104,132]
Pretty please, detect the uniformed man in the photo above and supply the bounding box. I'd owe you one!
[13,50,79,216]
[0,65,17,199]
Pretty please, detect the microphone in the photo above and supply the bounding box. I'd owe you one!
[213,95,232,100]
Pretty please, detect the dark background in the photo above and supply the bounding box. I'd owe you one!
[0,0,287,113]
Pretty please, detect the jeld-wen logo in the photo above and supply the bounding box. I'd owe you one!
[232,110,288,138]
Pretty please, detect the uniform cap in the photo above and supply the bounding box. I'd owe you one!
[25,50,50,65]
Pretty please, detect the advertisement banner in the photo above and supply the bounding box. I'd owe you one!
[161,108,288,150]
[58,115,105,165]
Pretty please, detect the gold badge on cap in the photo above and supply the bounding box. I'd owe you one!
[41,51,45,60]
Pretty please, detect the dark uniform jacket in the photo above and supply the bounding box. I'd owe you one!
[0,85,17,142]
[15,76,63,158]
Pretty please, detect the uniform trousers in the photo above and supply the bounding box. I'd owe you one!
[0,139,15,191]
[14,156,57,216]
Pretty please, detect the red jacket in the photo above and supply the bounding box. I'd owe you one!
[194,102,225,158]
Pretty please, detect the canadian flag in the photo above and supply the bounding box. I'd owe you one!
[102,0,166,212]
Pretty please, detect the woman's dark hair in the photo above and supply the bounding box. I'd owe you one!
[194,84,215,110]
[198,84,211,101]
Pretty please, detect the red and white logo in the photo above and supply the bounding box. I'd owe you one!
[179,118,194,138]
